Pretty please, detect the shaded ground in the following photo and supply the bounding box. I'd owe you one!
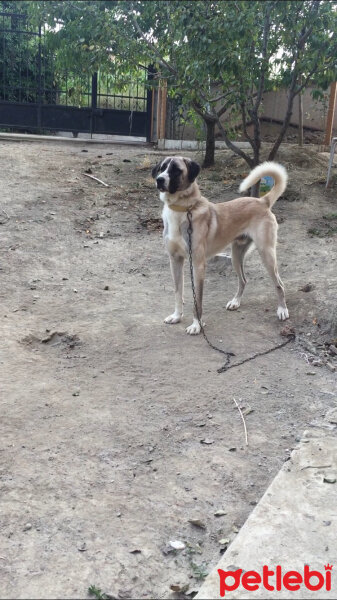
[0,140,336,599]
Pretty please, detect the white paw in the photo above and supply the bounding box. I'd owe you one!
[277,306,289,321]
[226,297,241,311]
[186,319,203,335]
[164,312,182,324]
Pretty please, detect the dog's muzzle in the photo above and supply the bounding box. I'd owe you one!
[156,176,166,191]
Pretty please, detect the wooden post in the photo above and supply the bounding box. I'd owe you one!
[156,84,162,139]
[160,79,167,140]
[155,79,167,140]
[298,84,303,146]
[324,81,337,145]
[150,88,155,141]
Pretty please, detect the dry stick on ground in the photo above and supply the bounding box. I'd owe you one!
[82,173,109,187]
[301,464,332,470]
[218,336,295,374]
[233,397,248,446]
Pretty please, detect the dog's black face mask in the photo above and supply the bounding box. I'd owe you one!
[151,162,162,179]
[152,157,201,194]
[167,160,183,194]
[184,159,200,184]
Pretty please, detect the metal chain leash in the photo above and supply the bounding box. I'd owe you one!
[186,209,234,369]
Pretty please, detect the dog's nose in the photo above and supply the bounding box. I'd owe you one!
[156,176,165,189]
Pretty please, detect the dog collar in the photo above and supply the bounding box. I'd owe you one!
[168,204,193,212]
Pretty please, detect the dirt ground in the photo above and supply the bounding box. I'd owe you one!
[0,139,336,600]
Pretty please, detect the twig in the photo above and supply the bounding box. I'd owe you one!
[218,336,294,373]
[82,173,109,187]
[301,464,332,470]
[299,352,310,364]
[233,398,248,446]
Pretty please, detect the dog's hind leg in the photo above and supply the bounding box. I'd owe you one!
[254,227,289,320]
[164,255,184,324]
[226,237,253,311]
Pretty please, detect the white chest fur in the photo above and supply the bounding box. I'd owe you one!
[162,204,187,256]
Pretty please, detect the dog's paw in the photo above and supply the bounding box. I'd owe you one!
[186,319,203,335]
[226,297,241,311]
[164,312,182,324]
[277,306,289,321]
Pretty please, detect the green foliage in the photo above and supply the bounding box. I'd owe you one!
[26,0,337,163]
[0,2,51,102]
[88,584,109,600]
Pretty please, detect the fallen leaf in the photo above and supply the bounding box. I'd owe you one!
[188,518,206,530]
[170,582,189,593]
[280,325,296,338]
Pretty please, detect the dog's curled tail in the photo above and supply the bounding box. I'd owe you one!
[239,161,288,208]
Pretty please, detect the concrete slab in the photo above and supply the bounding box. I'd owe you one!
[157,139,324,153]
[157,138,252,151]
[196,425,337,599]
[0,132,147,145]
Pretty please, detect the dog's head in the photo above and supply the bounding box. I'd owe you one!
[151,156,200,194]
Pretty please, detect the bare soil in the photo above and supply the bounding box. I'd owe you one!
[0,140,336,600]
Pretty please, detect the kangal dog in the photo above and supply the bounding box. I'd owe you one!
[152,156,289,335]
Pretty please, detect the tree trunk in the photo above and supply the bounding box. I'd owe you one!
[250,182,260,197]
[248,151,260,197]
[203,119,215,167]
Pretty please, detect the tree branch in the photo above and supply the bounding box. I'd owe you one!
[297,0,321,49]
[254,4,271,112]
[240,102,255,148]
[294,61,319,96]
[217,102,231,118]
[248,4,272,163]
[268,65,298,161]
[209,90,233,104]
[192,99,217,122]
[216,117,254,168]
[131,13,176,75]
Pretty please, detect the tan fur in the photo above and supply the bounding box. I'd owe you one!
[154,157,289,334]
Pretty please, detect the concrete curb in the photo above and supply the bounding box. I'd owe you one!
[0,133,325,155]
[157,139,325,153]
[196,422,337,599]
[0,132,148,146]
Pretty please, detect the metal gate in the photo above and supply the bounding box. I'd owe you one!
[0,10,153,140]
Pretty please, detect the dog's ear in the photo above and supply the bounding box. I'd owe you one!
[185,159,201,183]
[151,162,161,179]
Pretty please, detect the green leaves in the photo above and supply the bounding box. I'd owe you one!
[23,0,337,164]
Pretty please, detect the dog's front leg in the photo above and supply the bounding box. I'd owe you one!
[186,256,206,335]
[164,254,184,324]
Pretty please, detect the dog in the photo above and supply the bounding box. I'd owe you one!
[152,156,289,335]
